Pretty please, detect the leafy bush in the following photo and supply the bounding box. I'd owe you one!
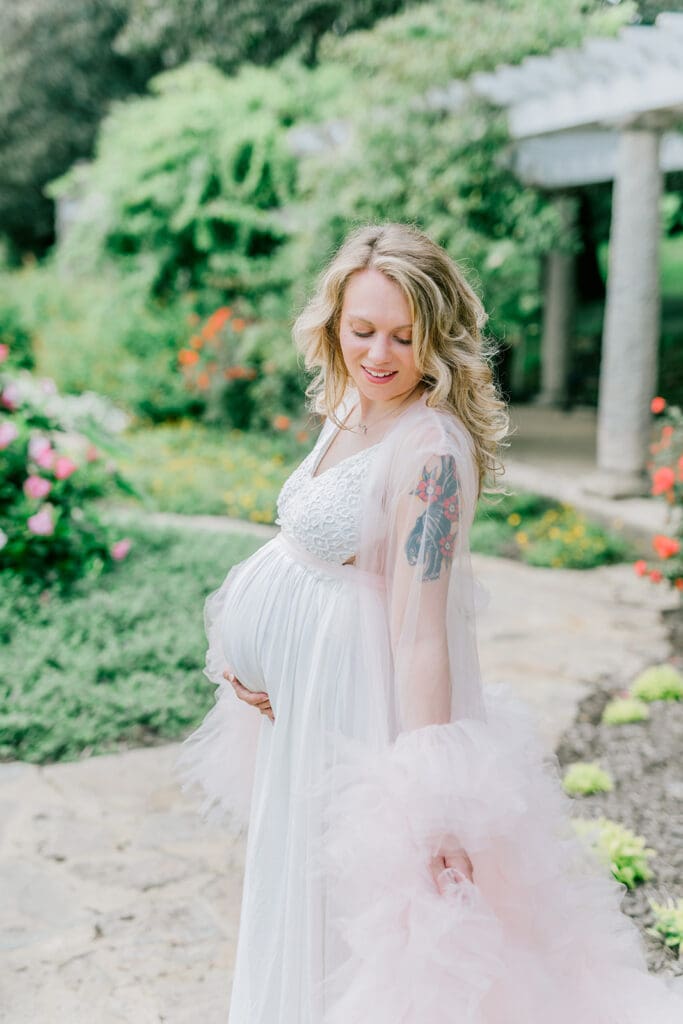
[48,61,313,300]
[630,664,683,703]
[562,762,614,797]
[572,817,656,890]
[601,697,650,726]
[514,503,632,569]
[3,264,206,423]
[0,362,136,588]
[647,897,683,952]
[0,523,263,762]
[471,492,631,569]
[0,302,33,370]
[115,420,312,521]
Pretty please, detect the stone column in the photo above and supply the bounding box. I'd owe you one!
[536,204,575,407]
[589,129,661,497]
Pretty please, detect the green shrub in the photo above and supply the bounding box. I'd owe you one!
[630,664,683,702]
[0,523,263,762]
[647,897,683,951]
[572,816,656,889]
[562,762,614,797]
[0,302,33,370]
[601,698,650,726]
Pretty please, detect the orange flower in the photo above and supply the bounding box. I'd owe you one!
[178,349,200,367]
[273,414,291,431]
[651,396,666,414]
[232,317,246,333]
[652,466,675,495]
[675,578,683,591]
[202,306,232,340]
[634,559,649,577]
[295,430,309,443]
[190,335,204,350]
[662,425,674,439]
[225,365,249,380]
[649,569,663,583]
[652,534,680,559]
[677,456,683,482]
[197,371,210,390]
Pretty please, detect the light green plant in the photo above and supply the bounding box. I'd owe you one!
[601,698,650,725]
[572,816,656,890]
[630,664,683,702]
[647,897,683,951]
[562,762,614,796]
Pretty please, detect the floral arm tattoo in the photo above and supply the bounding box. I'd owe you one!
[405,455,460,582]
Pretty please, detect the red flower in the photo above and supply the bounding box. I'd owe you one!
[652,534,680,559]
[634,559,649,577]
[651,396,666,414]
[649,569,663,583]
[439,533,455,560]
[178,349,200,367]
[675,578,683,591]
[652,466,675,495]
[202,306,232,340]
[442,493,460,522]
[416,470,442,504]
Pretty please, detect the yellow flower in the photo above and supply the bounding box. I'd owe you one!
[549,527,561,540]
[516,531,529,546]
[507,512,521,526]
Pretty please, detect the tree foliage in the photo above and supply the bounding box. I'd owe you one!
[117,0,418,71]
[0,0,151,254]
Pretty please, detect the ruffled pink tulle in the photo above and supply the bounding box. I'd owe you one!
[312,683,683,1024]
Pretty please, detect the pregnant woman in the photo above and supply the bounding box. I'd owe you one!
[176,223,683,1023]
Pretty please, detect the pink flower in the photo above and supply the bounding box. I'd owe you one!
[1,383,20,410]
[86,444,100,462]
[23,475,52,500]
[633,559,649,577]
[29,435,50,458]
[0,421,19,449]
[0,343,9,363]
[27,506,54,536]
[54,456,77,480]
[35,447,55,470]
[111,538,132,561]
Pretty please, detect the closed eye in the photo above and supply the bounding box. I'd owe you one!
[352,330,412,345]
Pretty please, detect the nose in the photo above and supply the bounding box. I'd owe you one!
[366,333,393,364]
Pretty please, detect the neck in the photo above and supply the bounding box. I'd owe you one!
[356,383,424,424]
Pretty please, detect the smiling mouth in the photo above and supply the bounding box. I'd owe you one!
[362,365,397,379]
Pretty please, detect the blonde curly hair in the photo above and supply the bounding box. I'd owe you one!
[292,222,510,498]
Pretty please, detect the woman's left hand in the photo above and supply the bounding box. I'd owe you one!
[429,836,474,894]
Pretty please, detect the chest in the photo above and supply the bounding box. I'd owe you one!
[275,431,379,566]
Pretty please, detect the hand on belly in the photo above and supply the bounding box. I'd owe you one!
[224,670,274,723]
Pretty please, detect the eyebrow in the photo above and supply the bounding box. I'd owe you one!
[347,314,412,331]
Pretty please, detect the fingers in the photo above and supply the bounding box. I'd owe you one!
[223,670,275,722]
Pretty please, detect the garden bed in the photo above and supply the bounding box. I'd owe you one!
[555,681,683,977]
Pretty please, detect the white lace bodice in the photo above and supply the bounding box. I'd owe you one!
[275,417,380,565]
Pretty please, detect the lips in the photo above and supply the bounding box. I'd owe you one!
[361,365,398,384]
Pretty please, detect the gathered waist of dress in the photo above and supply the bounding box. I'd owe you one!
[274,530,385,592]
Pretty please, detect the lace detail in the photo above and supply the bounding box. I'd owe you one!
[275,419,380,566]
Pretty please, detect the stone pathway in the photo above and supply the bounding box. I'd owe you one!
[1,550,679,1022]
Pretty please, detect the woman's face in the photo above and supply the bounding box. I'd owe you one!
[338,268,423,403]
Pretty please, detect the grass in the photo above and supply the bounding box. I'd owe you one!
[0,523,263,764]
[113,422,633,569]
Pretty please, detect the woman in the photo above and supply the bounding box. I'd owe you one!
[175,223,683,1023]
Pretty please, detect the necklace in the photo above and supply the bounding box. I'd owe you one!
[348,386,422,435]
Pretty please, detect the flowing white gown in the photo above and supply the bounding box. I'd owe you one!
[175,389,683,1024]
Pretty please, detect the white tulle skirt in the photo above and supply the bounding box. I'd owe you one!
[175,531,683,1024]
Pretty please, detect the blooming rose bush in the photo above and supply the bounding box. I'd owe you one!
[635,397,683,589]
[0,354,137,588]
